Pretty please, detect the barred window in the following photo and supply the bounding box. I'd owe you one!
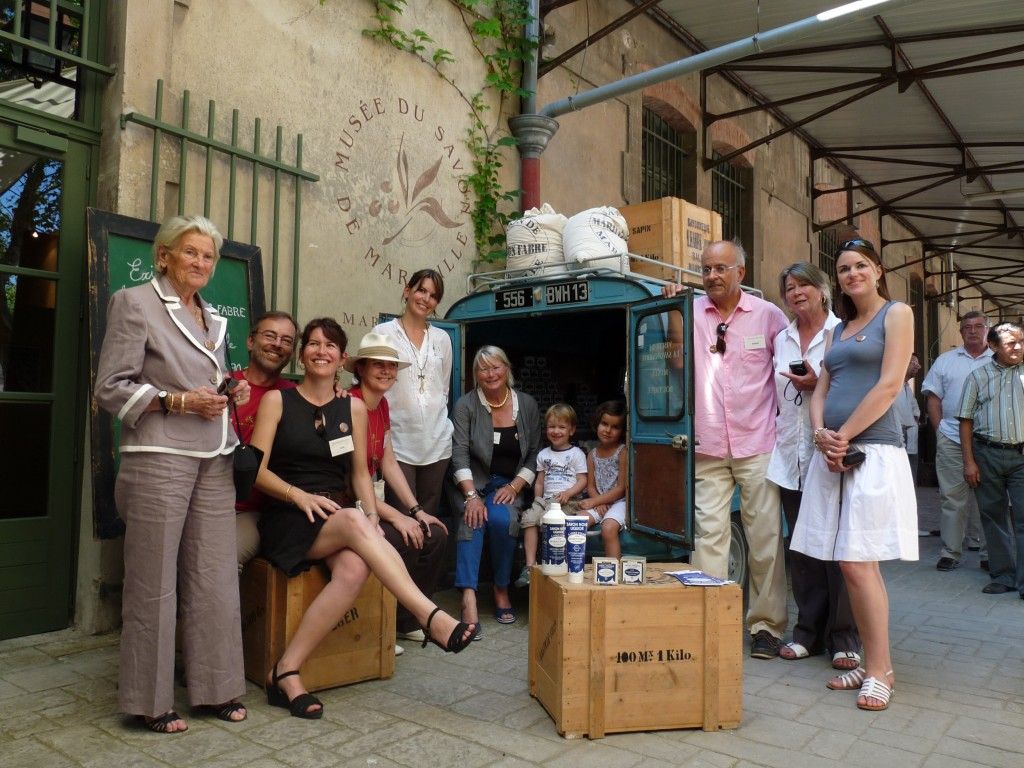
[641,108,687,201]
[711,151,747,244]
[818,229,840,285]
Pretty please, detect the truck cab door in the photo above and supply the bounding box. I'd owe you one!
[628,292,694,548]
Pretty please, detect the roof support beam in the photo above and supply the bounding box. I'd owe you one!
[706,73,890,122]
[538,0,661,77]
[705,79,890,171]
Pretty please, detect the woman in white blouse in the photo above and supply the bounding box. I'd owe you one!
[373,269,454,531]
[766,262,860,670]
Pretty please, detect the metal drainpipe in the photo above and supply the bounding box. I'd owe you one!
[508,0,918,205]
[510,0,549,212]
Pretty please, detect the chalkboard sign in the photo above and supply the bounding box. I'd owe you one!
[86,209,265,538]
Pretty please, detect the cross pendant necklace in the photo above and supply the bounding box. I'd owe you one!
[397,317,430,394]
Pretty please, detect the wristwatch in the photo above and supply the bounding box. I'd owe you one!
[463,490,479,504]
[158,390,170,414]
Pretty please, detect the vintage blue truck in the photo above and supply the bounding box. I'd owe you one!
[429,258,750,586]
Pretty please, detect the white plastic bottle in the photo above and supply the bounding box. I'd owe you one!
[540,501,568,576]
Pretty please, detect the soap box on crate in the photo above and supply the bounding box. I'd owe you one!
[620,197,723,284]
[528,562,742,739]
[240,557,396,693]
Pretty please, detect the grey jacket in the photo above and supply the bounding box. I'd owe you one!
[450,388,542,537]
[94,276,236,457]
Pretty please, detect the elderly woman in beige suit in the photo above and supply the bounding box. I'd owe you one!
[95,215,251,733]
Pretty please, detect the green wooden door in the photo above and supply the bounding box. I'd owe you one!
[0,119,89,639]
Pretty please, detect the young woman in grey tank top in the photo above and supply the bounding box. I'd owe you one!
[789,238,917,713]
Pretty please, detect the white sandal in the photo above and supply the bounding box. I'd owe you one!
[779,641,811,660]
[826,666,866,690]
[831,650,861,670]
[857,674,894,711]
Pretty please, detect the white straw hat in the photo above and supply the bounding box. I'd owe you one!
[343,332,411,372]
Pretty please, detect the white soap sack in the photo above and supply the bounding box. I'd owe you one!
[505,203,568,277]
[562,207,629,272]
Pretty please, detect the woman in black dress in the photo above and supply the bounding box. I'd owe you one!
[252,318,478,719]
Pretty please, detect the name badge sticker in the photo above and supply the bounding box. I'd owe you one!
[329,435,354,457]
[493,431,501,445]
[744,334,766,350]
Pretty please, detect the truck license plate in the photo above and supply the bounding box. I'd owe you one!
[545,280,589,306]
[495,287,534,311]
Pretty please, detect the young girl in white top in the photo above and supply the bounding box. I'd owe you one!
[579,401,628,558]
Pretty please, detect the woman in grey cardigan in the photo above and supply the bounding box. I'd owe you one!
[451,346,541,631]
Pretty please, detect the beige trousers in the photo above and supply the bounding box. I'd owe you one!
[115,452,245,717]
[693,453,788,637]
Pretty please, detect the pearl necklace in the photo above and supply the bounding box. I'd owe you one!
[484,387,510,409]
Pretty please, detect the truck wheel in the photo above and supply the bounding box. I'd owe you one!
[728,512,749,589]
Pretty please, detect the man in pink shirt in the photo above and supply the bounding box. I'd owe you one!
[667,240,789,659]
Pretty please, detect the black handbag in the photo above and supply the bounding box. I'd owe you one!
[225,339,264,502]
[231,440,264,502]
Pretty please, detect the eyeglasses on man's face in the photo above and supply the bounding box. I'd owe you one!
[701,264,740,277]
[255,330,295,348]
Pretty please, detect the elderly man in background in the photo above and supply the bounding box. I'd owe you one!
[921,311,991,572]
[665,240,789,659]
[958,322,1024,597]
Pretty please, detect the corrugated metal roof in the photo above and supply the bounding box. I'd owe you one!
[636,0,1024,314]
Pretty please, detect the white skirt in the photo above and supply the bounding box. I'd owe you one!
[791,443,919,562]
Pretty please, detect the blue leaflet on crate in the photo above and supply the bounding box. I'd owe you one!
[666,570,733,586]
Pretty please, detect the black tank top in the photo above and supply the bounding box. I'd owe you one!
[267,389,355,502]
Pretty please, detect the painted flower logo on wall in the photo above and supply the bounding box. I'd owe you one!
[368,134,462,247]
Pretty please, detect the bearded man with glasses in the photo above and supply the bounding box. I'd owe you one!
[231,311,300,569]
[664,239,789,659]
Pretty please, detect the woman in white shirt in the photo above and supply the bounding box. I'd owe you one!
[373,269,454,532]
[767,262,860,671]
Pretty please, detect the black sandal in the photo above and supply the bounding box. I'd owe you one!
[202,700,247,722]
[137,710,188,733]
[421,606,479,653]
[266,664,323,719]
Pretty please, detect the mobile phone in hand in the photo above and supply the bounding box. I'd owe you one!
[217,377,238,395]
[789,361,808,376]
[842,449,866,467]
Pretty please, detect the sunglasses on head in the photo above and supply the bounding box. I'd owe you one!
[838,238,874,253]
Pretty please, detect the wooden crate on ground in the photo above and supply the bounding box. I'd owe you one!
[621,197,723,284]
[240,557,395,692]
[528,562,742,739]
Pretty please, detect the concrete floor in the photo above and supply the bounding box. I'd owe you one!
[2,485,1023,768]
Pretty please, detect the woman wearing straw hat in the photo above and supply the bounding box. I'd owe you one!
[346,332,449,647]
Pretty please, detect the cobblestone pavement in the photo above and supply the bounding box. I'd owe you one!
[2,486,1022,767]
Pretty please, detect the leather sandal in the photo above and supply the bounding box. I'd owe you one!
[202,700,247,722]
[831,650,862,670]
[266,664,323,719]
[422,606,479,653]
[826,666,866,691]
[779,641,810,660]
[137,710,188,733]
[857,674,894,711]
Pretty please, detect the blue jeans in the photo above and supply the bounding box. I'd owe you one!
[455,475,518,591]
[973,440,1024,593]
